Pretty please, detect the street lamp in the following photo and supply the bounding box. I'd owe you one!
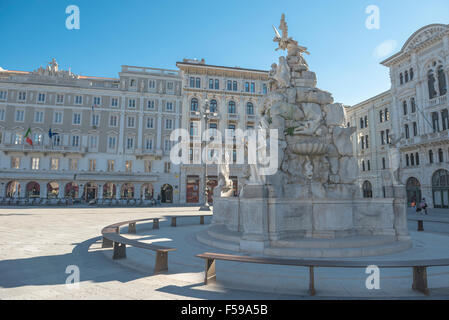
[198,98,217,211]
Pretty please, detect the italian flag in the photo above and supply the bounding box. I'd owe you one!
[25,128,33,146]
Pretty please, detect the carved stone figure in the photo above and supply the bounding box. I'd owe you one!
[389,134,403,186]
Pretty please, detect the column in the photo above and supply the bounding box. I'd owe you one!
[116,183,122,199]
[58,182,64,198]
[134,183,141,200]
[98,184,103,199]
[41,181,48,199]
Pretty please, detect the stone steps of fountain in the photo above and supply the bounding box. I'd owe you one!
[271,235,397,249]
[207,225,241,244]
[196,229,241,252]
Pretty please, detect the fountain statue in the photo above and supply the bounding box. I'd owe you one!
[198,14,411,257]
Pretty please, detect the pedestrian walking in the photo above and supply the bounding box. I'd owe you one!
[421,198,428,215]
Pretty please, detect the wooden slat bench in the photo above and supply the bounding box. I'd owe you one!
[102,231,176,274]
[169,214,210,227]
[197,252,449,296]
[408,216,449,232]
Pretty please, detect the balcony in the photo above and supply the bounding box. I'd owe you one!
[227,113,239,121]
[0,143,86,155]
[428,94,447,108]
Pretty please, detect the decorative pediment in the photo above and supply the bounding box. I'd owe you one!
[402,24,449,52]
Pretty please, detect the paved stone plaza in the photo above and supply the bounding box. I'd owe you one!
[0,206,449,299]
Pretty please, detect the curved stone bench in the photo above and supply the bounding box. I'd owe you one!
[197,252,449,296]
[101,214,211,273]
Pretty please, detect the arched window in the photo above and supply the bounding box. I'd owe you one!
[361,160,365,172]
[404,124,409,139]
[400,73,404,85]
[362,181,373,198]
[379,110,384,123]
[432,112,440,132]
[246,102,254,115]
[439,148,444,163]
[429,150,434,164]
[410,153,415,166]
[403,100,407,115]
[432,169,449,208]
[442,109,449,131]
[405,154,410,167]
[210,99,217,113]
[410,68,414,80]
[190,98,198,111]
[411,97,416,113]
[405,70,409,82]
[428,70,438,99]
[438,66,447,96]
[416,152,420,165]
[406,177,421,206]
[385,108,389,121]
[228,101,236,114]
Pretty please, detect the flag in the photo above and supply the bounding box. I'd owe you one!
[48,128,59,138]
[25,128,33,146]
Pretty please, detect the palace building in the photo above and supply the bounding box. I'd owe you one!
[0,61,183,204]
[346,24,449,208]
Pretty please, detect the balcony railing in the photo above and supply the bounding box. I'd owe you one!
[0,143,86,153]
[428,94,447,108]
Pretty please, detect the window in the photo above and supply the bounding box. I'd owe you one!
[382,157,386,169]
[379,110,383,123]
[107,160,114,172]
[89,135,98,148]
[405,124,409,139]
[144,160,152,172]
[75,95,83,104]
[190,98,198,112]
[403,101,407,115]
[33,133,43,145]
[14,133,23,145]
[125,161,132,172]
[386,129,390,144]
[147,100,155,109]
[93,97,101,106]
[360,118,364,129]
[411,98,416,113]
[166,101,173,111]
[233,81,237,91]
[15,110,24,122]
[413,122,418,136]
[190,121,199,136]
[50,158,59,170]
[146,117,154,129]
[362,181,373,198]
[438,66,447,96]
[251,82,255,93]
[130,79,136,87]
[69,158,78,171]
[361,136,365,150]
[246,102,254,115]
[210,99,217,113]
[400,73,404,85]
[164,162,171,173]
[37,93,46,103]
[56,94,64,104]
[72,135,80,147]
[196,77,201,88]
[108,136,116,149]
[149,80,156,89]
[428,70,438,99]
[432,112,440,132]
[209,123,218,136]
[405,70,409,83]
[0,91,6,100]
[411,153,415,166]
[145,138,153,150]
[362,160,365,171]
[34,111,44,123]
[367,160,371,171]
[164,138,171,151]
[109,115,118,127]
[111,98,118,107]
[73,113,81,125]
[263,84,267,94]
[165,119,173,129]
[89,159,96,171]
[209,79,214,89]
[380,131,385,145]
[439,148,444,163]
[54,111,62,124]
[18,92,26,101]
[410,68,414,81]
[91,114,99,126]
[245,82,249,92]
[227,80,232,91]
[429,150,434,164]
[31,157,39,170]
[406,154,410,167]
[416,152,420,166]
[11,157,20,169]
[127,137,134,149]
[228,101,236,114]
[168,82,175,91]
[127,116,135,128]
[52,135,61,146]
[385,108,390,121]
[128,99,136,108]
[215,79,219,90]
[365,135,369,149]
[0,109,4,121]
[190,77,195,88]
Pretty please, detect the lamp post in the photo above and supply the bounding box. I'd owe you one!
[198,98,217,211]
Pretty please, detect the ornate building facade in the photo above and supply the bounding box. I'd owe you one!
[176,59,268,205]
[0,62,183,204]
[346,24,449,208]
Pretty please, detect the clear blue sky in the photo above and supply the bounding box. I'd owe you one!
[0,0,448,105]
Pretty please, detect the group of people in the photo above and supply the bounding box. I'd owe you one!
[411,197,428,215]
